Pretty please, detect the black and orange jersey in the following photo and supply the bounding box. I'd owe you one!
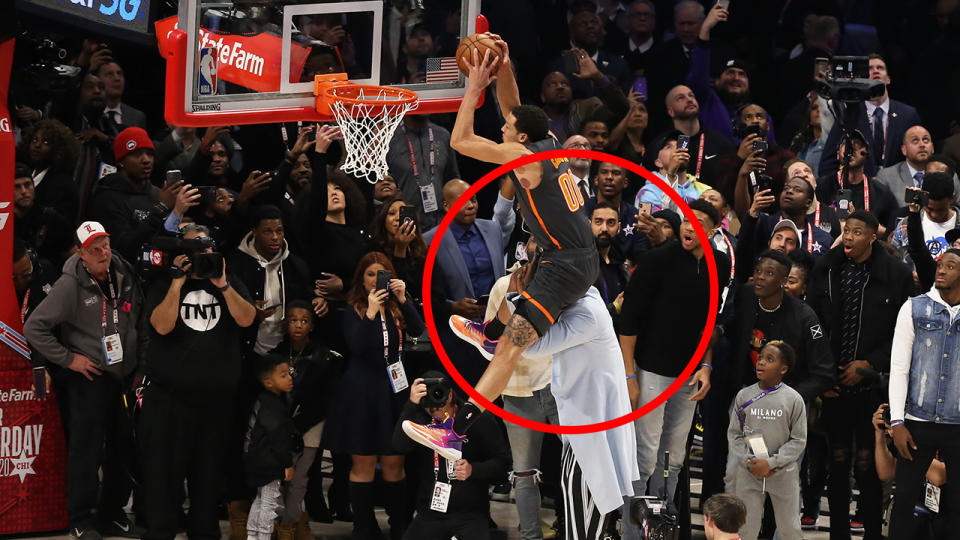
[511,138,594,251]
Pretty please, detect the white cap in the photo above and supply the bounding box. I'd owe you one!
[771,219,802,242]
[76,221,109,248]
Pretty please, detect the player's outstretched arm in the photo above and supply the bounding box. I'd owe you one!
[488,33,520,120]
[450,48,528,165]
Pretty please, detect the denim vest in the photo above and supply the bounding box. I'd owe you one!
[907,295,960,423]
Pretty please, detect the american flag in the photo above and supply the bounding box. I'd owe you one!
[425,57,460,83]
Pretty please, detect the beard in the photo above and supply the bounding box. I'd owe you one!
[717,86,751,108]
[595,234,614,249]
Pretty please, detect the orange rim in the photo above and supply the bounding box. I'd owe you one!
[325,84,419,108]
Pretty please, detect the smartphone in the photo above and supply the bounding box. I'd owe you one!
[165,169,182,186]
[561,49,581,75]
[632,77,648,101]
[33,367,46,399]
[477,294,490,306]
[716,0,730,8]
[677,134,690,150]
[904,187,930,207]
[376,270,392,292]
[639,202,652,216]
[399,205,417,225]
[752,138,768,154]
[836,189,853,218]
[881,405,891,425]
[755,173,773,193]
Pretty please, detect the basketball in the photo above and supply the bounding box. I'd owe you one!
[456,33,502,76]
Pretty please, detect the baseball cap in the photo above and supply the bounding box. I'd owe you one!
[76,221,109,248]
[946,228,960,247]
[772,219,802,241]
[114,127,155,162]
[722,58,751,77]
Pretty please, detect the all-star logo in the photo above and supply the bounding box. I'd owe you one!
[622,223,635,236]
[8,452,36,482]
[0,424,43,483]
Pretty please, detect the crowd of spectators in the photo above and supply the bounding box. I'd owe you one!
[10,0,960,539]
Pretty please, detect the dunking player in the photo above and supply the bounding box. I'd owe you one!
[403,37,613,532]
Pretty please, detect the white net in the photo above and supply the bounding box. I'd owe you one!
[328,86,418,182]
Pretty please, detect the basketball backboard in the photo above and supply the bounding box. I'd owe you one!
[157,0,483,126]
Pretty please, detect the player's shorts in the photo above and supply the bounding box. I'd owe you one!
[513,247,599,336]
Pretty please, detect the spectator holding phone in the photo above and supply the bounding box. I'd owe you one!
[321,253,424,540]
[367,196,429,302]
[636,131,710,214]
[891,173,960,282]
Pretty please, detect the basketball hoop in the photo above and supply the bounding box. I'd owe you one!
[316,77,419,182]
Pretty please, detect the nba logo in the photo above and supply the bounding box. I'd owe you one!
[198,47,217,96]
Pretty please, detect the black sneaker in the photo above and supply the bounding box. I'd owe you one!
[70,527,103,540]
[99,516,145,538]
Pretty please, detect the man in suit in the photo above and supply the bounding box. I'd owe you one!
[97,62,148,131]
[819,54,922,179]
[644,0,702,130]
[877,125,960,206]
[423,179,514,384]
[549,9,632,100]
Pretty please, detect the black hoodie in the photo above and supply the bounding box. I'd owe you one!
[88,172,169,263]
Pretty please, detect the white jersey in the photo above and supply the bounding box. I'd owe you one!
[525,287,640,514]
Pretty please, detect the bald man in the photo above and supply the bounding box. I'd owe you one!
[645,85,733,180]
[878,125,960,206]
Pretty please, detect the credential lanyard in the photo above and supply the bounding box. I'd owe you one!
[813,201,821,227]
[736,382,783,428]
[93,275,119,337]
[694,133,705,179]
[777,216,814,254]
[405,127,435,186]
[837,170,871,211]
[381,311,403,366]
[718,230,735,280]
[433,451,444,482]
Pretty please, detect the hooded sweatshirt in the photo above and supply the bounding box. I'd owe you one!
[24,252,145,380]
[88,172,169,263]
[236,231,289,355]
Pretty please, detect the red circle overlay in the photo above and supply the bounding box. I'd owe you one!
[421,149,718,434]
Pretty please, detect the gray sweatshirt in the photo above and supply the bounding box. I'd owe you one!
[24,252,145,379]
[727,382,807,470]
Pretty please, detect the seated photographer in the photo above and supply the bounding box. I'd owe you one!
[890,173,960,288]
[139,223,257,540]
[392,373,511,540]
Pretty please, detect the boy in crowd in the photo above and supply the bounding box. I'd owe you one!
[244,355,302,540]
[727,341,806,540]
[702,493,748,540]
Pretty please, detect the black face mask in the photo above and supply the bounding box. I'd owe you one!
[595,233,614,249]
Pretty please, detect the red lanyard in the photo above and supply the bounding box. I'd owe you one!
[813,201,821,227]
[778,216,814,253]
[20,290,30,324]
[716,230,735,280]
[837,170,870,211]
[405,127,435,184]
[93,275,119,336]
[381,310,403,366]
[694,133,705,179]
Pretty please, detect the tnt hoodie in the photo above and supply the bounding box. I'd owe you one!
[24,252,145,380]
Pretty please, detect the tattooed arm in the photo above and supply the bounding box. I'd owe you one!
[469,314,539,410]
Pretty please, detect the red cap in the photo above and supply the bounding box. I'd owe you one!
[114,127,155,162]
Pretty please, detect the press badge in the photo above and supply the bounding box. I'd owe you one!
[387,361,409,393]
[745,434,769,458]
[420,184,439,213]
[925,481,941,513]
[430,482,452,513]
[102,333,123,365]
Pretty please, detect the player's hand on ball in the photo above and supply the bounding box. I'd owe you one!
[465,48,499,91]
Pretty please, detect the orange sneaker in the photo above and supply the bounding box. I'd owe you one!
[402,417,466,461]
[449,316,498,360]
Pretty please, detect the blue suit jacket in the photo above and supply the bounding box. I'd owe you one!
[424,219,508,302]
[819,98,922,179]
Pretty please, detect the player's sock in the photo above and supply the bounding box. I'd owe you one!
[484,318,506,340]
[453,401,482,436]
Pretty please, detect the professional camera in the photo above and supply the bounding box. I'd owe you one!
[420,377,452,410]
[140,235,224,280]
[814,56,885,104]
[10,28,82,110]
[629,451,679,540]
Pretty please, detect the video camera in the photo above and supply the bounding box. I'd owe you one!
[814,56,885,104]
[11,29,82,110]
[139,235,224,280]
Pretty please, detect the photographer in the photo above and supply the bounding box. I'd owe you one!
[138,223,256,540]
[392,373,511,540]
[891,173,960,288]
